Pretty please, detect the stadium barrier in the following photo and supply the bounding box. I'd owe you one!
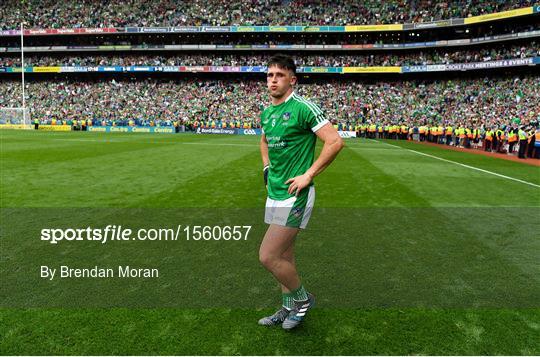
[238,129,261,135]
[38,124,71,131]
[67,126,351,137]
[2,56,538,74]
[463,7,533,24]
[338,131,357,138]
[88,126,176,133]
[0,124,30,130]
[3,30,538,53]
[195,128,262,135]
[195,127,236,135]
[1,5,536,36]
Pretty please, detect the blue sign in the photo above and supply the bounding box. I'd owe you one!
[194,128,262,135]
[195,127,236,135]
[88,126,176,133]
[96,66,123,72]
[237,129,262,135]
[240,66,266,72]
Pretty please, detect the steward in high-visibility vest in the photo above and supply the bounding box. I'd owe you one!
[471,128,480,147]
[507,129,518,154]
[443,125,452,145]
[484,129,493,151]
[360,124,366,138]
[518,127,528,159]
[534,128,540,159]
[508,131,517,143]
[437,126,444,137]
[418,125,426,141]
[526,129,536,158]
[429,126,435,141]
[464,128,471,148]
[369,124,376,138]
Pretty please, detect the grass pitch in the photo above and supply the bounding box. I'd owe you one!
[1,130,539,355]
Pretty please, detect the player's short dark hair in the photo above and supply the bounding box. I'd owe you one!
[267,54,296,75]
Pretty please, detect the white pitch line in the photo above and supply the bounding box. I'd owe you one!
[347,146,405,152]
[371,139,540,189]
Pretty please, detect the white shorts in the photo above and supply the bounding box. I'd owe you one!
[264,186,315,229]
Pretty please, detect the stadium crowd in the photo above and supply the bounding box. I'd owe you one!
[1,76,537,125]
[1,0,536,29]
[1,75,538,158]
[0,79,265,128]
[1,43,538,68]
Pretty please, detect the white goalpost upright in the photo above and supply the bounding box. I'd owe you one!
[0,23,31,129]
[20,22,27,126]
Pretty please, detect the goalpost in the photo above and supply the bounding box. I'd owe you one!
[0,107,31,128]
[1,24,31,129]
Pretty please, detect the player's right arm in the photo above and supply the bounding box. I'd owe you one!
[260,134,270,186]
[260,133,269,167]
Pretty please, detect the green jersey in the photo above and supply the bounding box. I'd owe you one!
[261,92,329,200]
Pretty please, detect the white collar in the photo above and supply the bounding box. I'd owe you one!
[284,91,295,103]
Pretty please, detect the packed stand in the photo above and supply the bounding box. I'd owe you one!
[1,0,536,29]
[0,79,266,129]
[1,76,538,157]
[2,42,539,68]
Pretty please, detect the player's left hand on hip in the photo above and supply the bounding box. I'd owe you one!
[285,174,312,196]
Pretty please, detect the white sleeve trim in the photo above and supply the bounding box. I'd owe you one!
[311,119,330,132]
[261,127,265,134]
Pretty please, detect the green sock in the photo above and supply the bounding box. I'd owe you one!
[290,284,308,302]
[282,291,294,310]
